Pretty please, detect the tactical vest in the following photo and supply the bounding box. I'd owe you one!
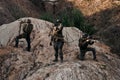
[50,26,64,42]
[23,23,33,34]
[79,38,89,49]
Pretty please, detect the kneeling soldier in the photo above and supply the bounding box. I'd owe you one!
[78,33,96,60]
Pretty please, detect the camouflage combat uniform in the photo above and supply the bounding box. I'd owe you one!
[50,20,64,62]
[15,19,33,51]
[78,34,96,60]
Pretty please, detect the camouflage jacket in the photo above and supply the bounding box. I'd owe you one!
[79,38,94,50]
[49,23,64,42]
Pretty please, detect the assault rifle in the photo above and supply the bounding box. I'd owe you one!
[86,35,100,43]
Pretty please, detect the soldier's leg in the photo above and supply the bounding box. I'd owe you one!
[15,36,19,47]
[14,34,25,47]
[53,42,59,62]
[26,34,31,51]
[58,42,64,62]
[87,47,96,60]
[80,50,86,60]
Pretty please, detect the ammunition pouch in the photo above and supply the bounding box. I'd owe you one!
[53,35,64,42]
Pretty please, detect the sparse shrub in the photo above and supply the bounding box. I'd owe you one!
[40,8,96,35]
[40,13,54,23]
[101,26,120,55]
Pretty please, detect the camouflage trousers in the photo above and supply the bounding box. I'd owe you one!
[15,33,31,51]
[53,41,64,61]
[79,47,96,60]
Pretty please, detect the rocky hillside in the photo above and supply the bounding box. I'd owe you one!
[0,0,40,25]
[0,0,120,54]
[0,18,120,80]
[0,0,68,25]
[68,0,120,53]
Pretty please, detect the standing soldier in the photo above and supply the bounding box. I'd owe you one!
[49,19,64,62]
[14,19,33,51]
[78,33,96,60]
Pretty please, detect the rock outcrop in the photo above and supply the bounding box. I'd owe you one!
[0,0,41,25]
[67,0,120,54]
[0,18,120,80]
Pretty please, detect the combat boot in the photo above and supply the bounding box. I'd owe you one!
[53,59,58,62]
[80,58,84,61]
[60,56,63,63]
[60,59,63,63]
[25,47,31,52]
[93,57,98,61]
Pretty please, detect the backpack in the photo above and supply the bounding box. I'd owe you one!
[23,23,33,34]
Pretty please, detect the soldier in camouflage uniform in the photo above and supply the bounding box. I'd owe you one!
[49,19,64,62]
[78,33,96,60]
[14,19,33,51]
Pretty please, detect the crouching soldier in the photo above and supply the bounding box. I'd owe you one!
[14,19,33,51]
[49,19,64,62]
[78,33,96,60]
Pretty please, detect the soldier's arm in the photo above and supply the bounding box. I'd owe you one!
[48,24,55,36]
[88,39,94,45]
[48,27,54,36]
[78,38,83,47]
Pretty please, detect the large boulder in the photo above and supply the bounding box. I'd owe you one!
[0,17,120,80]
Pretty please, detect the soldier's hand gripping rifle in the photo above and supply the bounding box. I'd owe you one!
[86,35,100,43]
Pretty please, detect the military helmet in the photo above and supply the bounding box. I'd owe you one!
[56,19,61,23]
[27,19,31,23]
[82,33,88,38]
[19,19,26,23]
[54,19,61,26]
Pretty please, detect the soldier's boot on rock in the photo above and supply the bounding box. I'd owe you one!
[60,56,63,63]
[91,48,97,61]
[93,55,96,60]
[80,58,84,61]
[53,58,58,62]
[93,56,98,61]
[80,57,84,61]
[53,51,58,62]
[26,46,31,52]
[80,50,85,61]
